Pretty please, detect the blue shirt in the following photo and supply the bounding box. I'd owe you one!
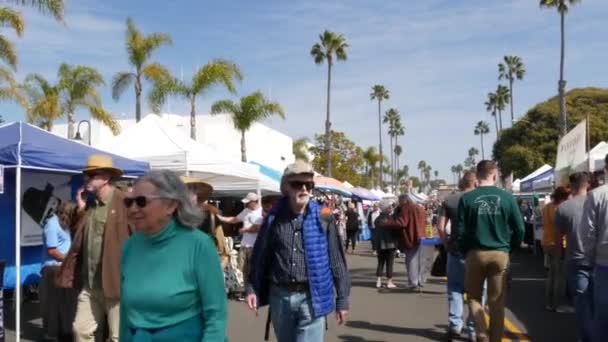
[42,215,72,267]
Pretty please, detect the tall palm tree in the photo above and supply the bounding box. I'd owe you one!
[311,30,348,177]
[393,116,405,188]
[423,165,432,189]
[0,0,63,70]
[23,65,118,134]
[540,0,581,136]
[293,137,311,162]
[474,121,490,159]
[495,85,510,132]
[394,144,403,192]
[148,59,242,139]
[485,92,499,136]
[211,91,285,162]
[383,108,399,187]
[371,84,390,184]
[112,18,172,122]
[57,64,118,138]
[451,165,458,184]
[455,164,464,179]
[498,55,526,124]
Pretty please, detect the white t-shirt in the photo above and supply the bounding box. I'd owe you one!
[237,207,263,247]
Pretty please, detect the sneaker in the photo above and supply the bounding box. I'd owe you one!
[445,330,460,341]
[376,278,382,288]
[372,251,377,256]
[386,281,397,289]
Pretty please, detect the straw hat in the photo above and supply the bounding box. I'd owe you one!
[181,176,213,201]
[82,155,122,177]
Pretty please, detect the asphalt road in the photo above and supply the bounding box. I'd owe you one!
[4,242,577,341]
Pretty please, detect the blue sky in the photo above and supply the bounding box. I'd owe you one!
[3,0,608,180]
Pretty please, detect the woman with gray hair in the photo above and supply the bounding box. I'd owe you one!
[119,170,227,341]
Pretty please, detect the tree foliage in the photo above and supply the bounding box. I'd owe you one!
[311,130,366,186]
[494,87,608,178]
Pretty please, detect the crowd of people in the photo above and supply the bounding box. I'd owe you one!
[30,153,608,342]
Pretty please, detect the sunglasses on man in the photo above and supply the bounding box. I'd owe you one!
[123,196,163,208]
[288,180,315,190]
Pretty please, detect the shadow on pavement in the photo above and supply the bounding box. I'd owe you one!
[338,334,388,342]
[345,320,445,340]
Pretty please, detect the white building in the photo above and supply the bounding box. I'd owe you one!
[51,113,295,172]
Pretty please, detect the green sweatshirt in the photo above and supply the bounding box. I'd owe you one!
[455,185,525,254]
[120,218,227,341]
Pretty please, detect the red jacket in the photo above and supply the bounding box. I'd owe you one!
[378,202,426,250]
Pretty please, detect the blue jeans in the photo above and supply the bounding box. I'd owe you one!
[447,252,475,335]
[567,263,593,342]
[593,266,608,342]
[269,285,325,342]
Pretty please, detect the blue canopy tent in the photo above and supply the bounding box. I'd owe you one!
[0,122,149,338]
[520,164,554,193]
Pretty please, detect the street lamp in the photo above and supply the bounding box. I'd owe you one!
[74,120,91,145]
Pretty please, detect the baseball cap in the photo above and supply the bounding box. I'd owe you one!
[241,192,259,204]
[283,160,314,177]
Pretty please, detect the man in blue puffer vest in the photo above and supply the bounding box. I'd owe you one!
[246,160,351,341]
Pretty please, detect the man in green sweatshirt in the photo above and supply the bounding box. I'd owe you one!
[454,160,525,342]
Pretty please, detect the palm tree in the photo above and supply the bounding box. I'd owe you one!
[383,108,399,187]
[23,66,118,134]
[211,91,285,162]
[311,30,348,177]
[540,0,581,136]
[112,18,172,122]
[498,56,526,124]
[0,67,26,106]
[423,165,432,189]
[371,84,390,184]
[393,116,405,188]
[434,170,439,180]
[0,0,64,70]
[362,146,380,188]
[148,59,242,140]
[455,164,464,180]
[394,144,403,192]
[474,121,490,159]
[495,85,510,131]
[417,160,427,183]
[293,137,311,162]
[485,92,499,136]
[57,64,118,138]
[451,165,458,184]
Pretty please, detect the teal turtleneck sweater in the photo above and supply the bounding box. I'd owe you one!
[120,218,227,342]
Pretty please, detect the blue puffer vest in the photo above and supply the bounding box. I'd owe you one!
[250,198,335,318]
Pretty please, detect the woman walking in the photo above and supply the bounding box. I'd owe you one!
[345,202,360,253]
[120,170,227,341]
[374,200,399,289]
[40,201,78,341]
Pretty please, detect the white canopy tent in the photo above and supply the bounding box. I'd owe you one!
[100,114,280,194]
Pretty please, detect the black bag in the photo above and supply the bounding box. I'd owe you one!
[431,245,447,277]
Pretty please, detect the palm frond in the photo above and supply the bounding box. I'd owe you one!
[210,99,239,116]
[6,0,64,21]
[89,106,120,135]
[111,72,135,101]
[142,62,171,83]
[0,8,24,36]
[147,79,176,114]
[0,34,18,69]
[192,59,243,95]
[142,32,172,58]
[310,43,325,64]
[24,73,53,93]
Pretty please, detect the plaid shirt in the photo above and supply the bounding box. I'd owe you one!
[270,205,350,310]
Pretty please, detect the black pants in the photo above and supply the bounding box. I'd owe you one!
[376,248,396,278]
[370,229,377,251]
[346,230,358,250]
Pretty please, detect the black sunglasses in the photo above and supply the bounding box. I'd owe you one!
[123,196,163,208]
[288,180,315,190]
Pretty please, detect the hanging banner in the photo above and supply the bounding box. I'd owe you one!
[555,119,587,171]
[20,170,80,246]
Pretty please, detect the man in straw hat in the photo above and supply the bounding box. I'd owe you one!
[246,160,351,342]
[58,155,130,342]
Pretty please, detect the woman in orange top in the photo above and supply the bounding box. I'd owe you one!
[542,186,570,311]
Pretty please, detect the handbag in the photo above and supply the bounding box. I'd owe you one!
[430,245,447,277]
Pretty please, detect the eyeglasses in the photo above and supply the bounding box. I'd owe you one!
[123,196,163,208]
[288,180,315,191]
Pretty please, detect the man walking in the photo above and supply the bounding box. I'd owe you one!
[555,172,592,341]
[454,160,525,342]
[580,155,608,342]
[437,171,477,341]
[218,192,263,300]
[246,160,350,342]
[58,155,130,342]
[378,194,427,291]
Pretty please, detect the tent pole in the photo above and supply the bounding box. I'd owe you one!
[14,166,21,342]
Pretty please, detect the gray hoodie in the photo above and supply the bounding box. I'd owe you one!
[580,184,608,267]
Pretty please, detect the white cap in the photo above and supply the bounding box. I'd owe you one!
[241,192,259,204]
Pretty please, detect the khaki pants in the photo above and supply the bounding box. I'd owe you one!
[73,287,120,342]
[238,247,254,290]
[465,250,509,342]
